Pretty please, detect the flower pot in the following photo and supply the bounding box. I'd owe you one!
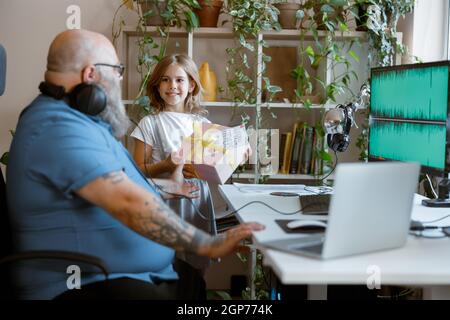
[274,3,302,29]
[140,0,169,26]
[194,0,223,28]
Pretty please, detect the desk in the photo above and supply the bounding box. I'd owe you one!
[219,184,450,300]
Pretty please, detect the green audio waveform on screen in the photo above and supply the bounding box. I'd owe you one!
[371,65,449,121]
[369,120,446,169]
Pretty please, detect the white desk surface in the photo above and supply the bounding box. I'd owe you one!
[219,184,450,287]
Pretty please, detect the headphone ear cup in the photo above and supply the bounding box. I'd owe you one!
[69,83,107,116]
[339,134,350,152]
[328,133,350,152]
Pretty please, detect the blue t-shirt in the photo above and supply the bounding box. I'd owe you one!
[6,95,177,299]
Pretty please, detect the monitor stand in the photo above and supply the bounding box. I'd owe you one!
[422,177,450,207]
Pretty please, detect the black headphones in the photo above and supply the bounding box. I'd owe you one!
[39,81,107,116]
[326,104,352,153]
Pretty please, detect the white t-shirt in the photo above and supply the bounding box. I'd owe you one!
[130,111,211,164]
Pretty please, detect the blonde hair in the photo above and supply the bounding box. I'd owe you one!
[147,54,207,116]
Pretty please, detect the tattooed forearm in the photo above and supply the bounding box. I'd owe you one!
[122,195,214,254]
[102,171,125,184]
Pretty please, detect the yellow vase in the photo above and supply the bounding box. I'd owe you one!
[199,62,217,102]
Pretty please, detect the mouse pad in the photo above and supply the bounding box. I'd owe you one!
[275,219,326,234]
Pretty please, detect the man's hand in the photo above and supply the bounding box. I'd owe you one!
[197,222,265,258]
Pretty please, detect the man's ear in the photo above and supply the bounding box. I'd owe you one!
[81,65,96,82]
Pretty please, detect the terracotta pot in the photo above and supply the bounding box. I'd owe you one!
[140,1,169,26]
[274,3,302,29]
[194,0,223,28]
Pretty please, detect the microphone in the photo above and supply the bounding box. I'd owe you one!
[0,44,6,96]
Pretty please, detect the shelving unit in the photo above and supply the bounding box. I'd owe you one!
[118,26,372,181]
[118,26,369,105]
[124,100,338,109]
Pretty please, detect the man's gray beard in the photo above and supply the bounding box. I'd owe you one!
[97,72,130,138]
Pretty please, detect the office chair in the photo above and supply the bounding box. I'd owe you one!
[0,43,109,300]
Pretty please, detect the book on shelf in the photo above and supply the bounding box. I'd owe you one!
[313,133,325,175]
[289,122,306,174]
[300,126,315,174]
[279,123,327,176]
[280,132,292,174]
[310,129,318,174]
[279,133,287,172]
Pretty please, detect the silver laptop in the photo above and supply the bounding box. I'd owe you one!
[264,162,420,259]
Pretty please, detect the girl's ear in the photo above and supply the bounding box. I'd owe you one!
[188,79,196,93]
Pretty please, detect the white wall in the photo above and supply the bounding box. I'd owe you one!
[0,0,125,166]
[412,0,449,62]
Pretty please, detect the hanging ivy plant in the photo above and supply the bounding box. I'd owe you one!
[351,0,415,161]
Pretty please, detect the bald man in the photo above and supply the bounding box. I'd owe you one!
[6,29,264,300]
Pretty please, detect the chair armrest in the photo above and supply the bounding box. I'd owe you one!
[0,250,109,279]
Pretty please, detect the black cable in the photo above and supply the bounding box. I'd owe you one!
[420,214,450,224]
[318,150,338,183]
[218,199,327,219]
[425,174,438,199]
[409,231,448,239]
[409,223,450,238]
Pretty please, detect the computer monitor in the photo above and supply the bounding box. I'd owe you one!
[368,61,450,206]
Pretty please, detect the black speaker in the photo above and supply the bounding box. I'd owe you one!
[0,44,6,96]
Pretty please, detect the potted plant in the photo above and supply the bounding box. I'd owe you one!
[354,0,415,162]
[289,0,358,176]
[194,0,224,28]
[365,0,414,67]
[272,0,303,29]
[348,0,371,31]
[137,0,200,29]
[224,0,281,184]
[306,0,349,31]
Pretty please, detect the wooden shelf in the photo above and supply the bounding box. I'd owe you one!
[262,29,368,41]
[202,101,335,109]
[122,26,188,37]
[193,27,235,39]
[122,26,369,41]
[123,100,367,110]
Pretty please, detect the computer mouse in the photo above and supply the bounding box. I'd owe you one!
[286,219,327,230]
